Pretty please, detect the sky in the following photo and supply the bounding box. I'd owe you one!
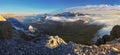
[0,0,120,14]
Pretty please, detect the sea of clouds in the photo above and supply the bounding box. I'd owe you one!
[64,5,120,41]
[22,5,120,40]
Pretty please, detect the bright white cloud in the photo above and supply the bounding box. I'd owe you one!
[64,5,120,14]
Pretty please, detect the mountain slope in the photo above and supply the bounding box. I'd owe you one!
[7,18,28,30]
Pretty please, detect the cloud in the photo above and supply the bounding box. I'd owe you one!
[89,14,120,39]
[64,5,120,14]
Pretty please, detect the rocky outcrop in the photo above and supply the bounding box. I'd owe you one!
[110,25,120,39]
[95,35,111,45]
[0,15,13,39]
[0,15,6,21]
[95,38,104,45]
[46,35,67,48]
[95,25,120,45]
[102,35,111,42]
[0,35,120,55]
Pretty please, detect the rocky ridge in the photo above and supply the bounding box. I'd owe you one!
[0,34,120,55]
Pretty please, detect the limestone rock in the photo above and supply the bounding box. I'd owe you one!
[46,35,67,48]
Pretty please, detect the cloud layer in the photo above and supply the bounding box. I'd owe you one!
[64,5,120,40]
[65,5,120,14]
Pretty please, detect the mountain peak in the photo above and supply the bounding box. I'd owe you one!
[0,15,6,21]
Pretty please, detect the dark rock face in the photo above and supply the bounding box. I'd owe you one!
[0,21,13,39]
[96,25,120,45]
[17,30,34,40]
[102,35,111,42]
[95,38,105,45]
[110,25,120,39]
[95,35,111,45]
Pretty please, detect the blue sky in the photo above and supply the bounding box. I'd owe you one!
[0,0,120,14]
